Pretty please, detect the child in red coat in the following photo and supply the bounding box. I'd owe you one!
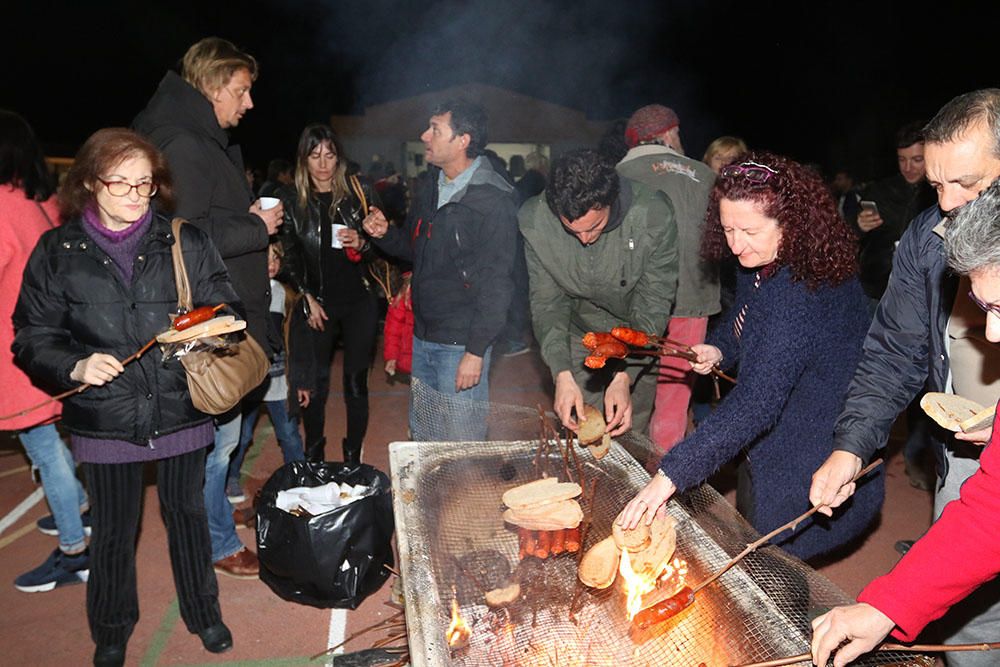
[383,272,413,379]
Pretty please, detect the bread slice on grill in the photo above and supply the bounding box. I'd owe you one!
[579,536,620,589]
[503,499,583,530]
[502,479,582,510]
[920,392,996,432]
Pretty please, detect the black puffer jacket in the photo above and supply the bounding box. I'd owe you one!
[133,71,274,353]
[372,159,518,356]
[279,178,379,298]
[12,214,241,444]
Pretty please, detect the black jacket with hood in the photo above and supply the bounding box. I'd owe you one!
[133,71,275,354]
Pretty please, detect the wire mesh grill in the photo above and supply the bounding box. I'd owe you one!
[390,381,931,666]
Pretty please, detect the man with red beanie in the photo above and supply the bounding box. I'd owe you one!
[617,104,720,469]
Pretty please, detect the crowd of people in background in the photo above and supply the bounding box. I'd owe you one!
[5,33,1000,667]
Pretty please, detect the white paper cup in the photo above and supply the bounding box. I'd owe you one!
[259,196,280,210]
[331,223,348,249]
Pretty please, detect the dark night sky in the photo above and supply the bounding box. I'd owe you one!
[4,1,998,181]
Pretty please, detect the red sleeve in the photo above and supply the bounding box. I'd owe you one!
[857,409,1000,641]
[383,298,405,362]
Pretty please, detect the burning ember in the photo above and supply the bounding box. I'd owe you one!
[445,594,471,650]
[619,548,688,622]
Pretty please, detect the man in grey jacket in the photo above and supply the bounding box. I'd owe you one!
[617,104,720,464]
[520,149,678,439]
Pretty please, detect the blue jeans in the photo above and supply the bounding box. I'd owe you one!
[228,400,305,485]
[204,412,244,561]
[410,337,492,441]
[18,423,88,552]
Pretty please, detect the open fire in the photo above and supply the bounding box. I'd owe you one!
[619,548,689,623]
[445,594,471,650]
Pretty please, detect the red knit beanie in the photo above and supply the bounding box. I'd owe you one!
[625,104,680,148]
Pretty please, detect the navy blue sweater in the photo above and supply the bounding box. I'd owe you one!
[660,266,884,560]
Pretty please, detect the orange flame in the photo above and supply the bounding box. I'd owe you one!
[445,596,471,649]
[619,549,688,622]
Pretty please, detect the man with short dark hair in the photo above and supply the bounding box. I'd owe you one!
[363,99,518,439]
[811,89,1000,667]
[852,121,937,303]
[134,36,283,579]
[519,149,678,438]
[617,104,719,463]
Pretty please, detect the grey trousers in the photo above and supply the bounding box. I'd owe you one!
[933,445,1000,667]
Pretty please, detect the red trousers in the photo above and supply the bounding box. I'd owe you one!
[647,316,708,470]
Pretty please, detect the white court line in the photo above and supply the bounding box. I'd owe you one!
[0,487,44,537]
[325,607,347,665]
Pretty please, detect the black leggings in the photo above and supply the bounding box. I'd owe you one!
[83,447,221,647]
[301,293,378,451]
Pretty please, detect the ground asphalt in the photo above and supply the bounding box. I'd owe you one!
[0,341,933,665]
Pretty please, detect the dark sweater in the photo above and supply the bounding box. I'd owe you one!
[659,266,884,560]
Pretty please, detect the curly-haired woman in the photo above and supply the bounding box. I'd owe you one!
[619,152,884,561]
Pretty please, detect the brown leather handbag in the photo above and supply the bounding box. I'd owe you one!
[170,218,269,415]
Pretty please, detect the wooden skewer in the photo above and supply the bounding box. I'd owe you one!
[692,459,883,596]
[0,336,159,421]
[310,610,406,659]
[732,642,1000,667]
[626,348,738,385]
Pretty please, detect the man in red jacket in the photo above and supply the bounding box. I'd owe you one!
[811,178,1000,666]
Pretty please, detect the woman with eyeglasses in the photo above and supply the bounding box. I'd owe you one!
[278,124,382,465]
[619,151,884,561]
[13,128,241,665]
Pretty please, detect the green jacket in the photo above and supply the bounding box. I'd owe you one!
[617,144,720,318]
[519,179,678,382]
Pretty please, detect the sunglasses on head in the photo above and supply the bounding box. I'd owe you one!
[720,160,778,185]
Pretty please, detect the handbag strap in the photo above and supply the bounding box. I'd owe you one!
[170,218,194,312]
[349,174,369,217]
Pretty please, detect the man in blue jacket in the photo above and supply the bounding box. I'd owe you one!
[810,89,1000,666]
[363,99,518,440]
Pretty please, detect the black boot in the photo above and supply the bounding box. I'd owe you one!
[305,436,327,463]
[342,438,362,468]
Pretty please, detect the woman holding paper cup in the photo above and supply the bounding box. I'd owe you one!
[280,124,381,464]
[12,128,241,663]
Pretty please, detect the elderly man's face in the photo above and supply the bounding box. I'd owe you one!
[969,266,1000,342]
[925,119,1000,214]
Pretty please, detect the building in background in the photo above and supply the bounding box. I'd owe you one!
[331,83,609,177]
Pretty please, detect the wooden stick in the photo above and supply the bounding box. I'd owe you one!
[627,348,739,385]
[383,564,401,577]
[733,642,1000,667]
[692,459,883,596]
[565,426,586,487]
[310,610,406,659]
[0,336,159,422]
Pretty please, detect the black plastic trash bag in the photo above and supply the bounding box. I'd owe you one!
[256,461,394,609]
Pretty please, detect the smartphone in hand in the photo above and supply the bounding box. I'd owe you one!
[859,200,880,217]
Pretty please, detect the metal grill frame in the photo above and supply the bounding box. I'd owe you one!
[390,439,930,667]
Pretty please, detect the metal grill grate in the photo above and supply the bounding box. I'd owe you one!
[390,382,930,666]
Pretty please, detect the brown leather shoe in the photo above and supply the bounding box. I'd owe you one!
[213,548,259,579]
